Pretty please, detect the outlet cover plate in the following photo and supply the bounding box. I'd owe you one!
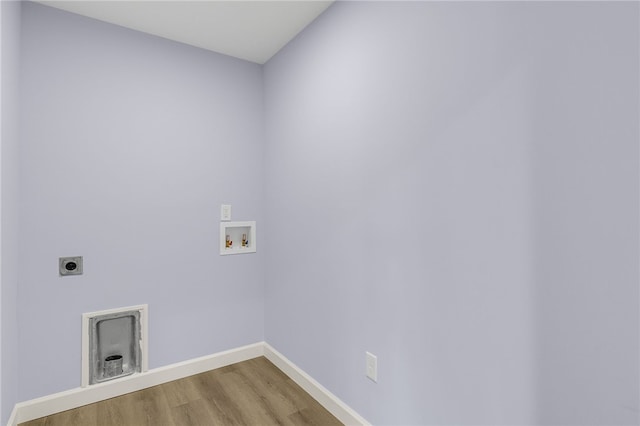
[60,256,83,276]
[221,204,232,221]
[366,351,377,382]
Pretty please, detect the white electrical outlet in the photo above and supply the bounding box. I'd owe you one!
[221,204,232,221]
[366,351,377,382]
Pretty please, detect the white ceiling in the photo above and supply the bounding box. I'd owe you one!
[35,1,334,64]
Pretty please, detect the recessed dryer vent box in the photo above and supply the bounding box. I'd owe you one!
[220,221,256,255]
[81,305,148,387]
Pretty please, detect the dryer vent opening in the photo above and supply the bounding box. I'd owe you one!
[82,305,148,387]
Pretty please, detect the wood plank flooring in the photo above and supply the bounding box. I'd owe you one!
[20,357,343,426]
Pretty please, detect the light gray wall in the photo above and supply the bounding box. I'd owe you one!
[530,3,639,425]
[1,0,22,423]
[263,2,639,425]
[18,2,264,401]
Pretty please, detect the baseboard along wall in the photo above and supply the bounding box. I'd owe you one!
[263,343,370,426]
[8,342,369,426]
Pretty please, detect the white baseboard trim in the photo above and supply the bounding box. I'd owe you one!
[264,343,370,426]
[6,406,17,426]
[9,341,369,426]
[10,342,264,426]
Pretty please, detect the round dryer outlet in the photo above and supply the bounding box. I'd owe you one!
[60,256,83,276]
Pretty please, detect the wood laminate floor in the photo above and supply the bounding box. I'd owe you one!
[20,357,343,426]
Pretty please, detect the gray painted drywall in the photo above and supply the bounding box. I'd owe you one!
[1,0,22,422]
[18,2,264,401]
[263,2,639,425]
[530,4,639,424]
